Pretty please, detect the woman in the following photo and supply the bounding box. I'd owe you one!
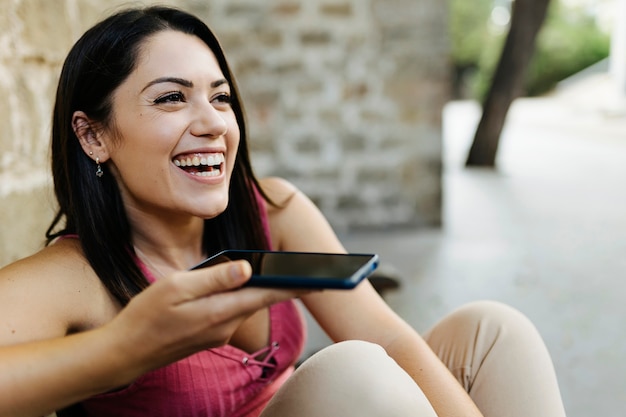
[0,6,567,417]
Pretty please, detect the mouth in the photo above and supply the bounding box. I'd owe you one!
[172,153,225,177]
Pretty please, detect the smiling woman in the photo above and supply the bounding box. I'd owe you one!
[0,5,567,417]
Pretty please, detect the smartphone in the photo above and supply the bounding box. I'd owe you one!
[190,250,379,289]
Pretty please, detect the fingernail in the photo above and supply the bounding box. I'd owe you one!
[229,263,243,280]
[230,261,251,281]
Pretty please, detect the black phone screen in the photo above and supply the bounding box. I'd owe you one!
[191,250,379,289]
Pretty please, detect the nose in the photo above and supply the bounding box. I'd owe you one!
[190,101,228,138]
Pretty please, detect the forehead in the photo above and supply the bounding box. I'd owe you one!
[133,30,224,81]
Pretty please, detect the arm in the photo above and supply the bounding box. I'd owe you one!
[262,177,484,417]
[0,247,302,417]
[0,325,139,417]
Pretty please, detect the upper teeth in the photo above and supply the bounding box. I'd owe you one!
[174,153,225,167]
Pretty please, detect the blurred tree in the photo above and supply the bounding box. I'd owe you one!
[466,0,551,167]
[450,1,610,101]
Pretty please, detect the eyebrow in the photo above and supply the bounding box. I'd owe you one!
[141,77,228,92]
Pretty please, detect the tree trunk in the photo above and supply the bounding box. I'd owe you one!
[466,0,551,167]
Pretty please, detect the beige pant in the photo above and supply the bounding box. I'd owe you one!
[260,301,567,417]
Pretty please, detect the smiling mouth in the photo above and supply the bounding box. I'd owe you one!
[173,153,225,177]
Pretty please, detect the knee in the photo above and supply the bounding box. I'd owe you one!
[303,340,387,368]
[439,300,543,347]
[298,340,401,387]
[288,340,436,416]
[456,300,536,331]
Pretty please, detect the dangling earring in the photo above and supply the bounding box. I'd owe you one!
[95,157,103,178]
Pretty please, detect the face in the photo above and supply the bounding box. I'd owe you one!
[94,30,240,222]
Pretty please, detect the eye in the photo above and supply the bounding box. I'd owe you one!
[154,91,185,104]
[212,93,232,106]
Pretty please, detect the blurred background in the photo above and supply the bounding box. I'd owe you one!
[1,0,624,416]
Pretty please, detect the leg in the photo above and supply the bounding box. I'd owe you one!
[424,301,567,417]
[260,340,437,417]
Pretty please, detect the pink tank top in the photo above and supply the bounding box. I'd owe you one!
[73,195,307,417]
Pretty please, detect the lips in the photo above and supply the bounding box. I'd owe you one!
[173,153,225,177]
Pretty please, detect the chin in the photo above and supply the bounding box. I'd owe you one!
[196,199,229,220]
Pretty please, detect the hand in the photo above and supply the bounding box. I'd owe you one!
[105,260,305,376]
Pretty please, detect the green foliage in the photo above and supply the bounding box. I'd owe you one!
[448,0,494,67]
[526,3,611,96]
[448,0,497,98]
[470,30,506,101]
[449,0,611,100]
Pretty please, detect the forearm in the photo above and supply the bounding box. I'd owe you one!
[0,261,296,417]
[0,326,141,417]
[385,325,484,417]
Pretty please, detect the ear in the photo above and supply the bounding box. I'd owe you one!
[72,111,110,162]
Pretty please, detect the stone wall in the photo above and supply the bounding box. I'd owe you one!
[0,0,450,266]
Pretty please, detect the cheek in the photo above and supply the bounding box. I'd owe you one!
[114,119,178,159]
[227,119,242,166]
[105,133,171,185]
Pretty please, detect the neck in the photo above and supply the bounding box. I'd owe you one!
[123,199,214,275]
[130,216,206,275]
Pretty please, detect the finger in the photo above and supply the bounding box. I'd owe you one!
[163,260,252,304]
[186,286,307,322]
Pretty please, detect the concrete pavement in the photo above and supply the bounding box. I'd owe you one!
[330,72,626,417]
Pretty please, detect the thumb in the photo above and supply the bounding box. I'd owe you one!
[170,260,252,303]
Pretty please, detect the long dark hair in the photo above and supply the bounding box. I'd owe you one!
[46,6,270,305]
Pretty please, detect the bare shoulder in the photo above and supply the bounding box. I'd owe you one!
[258,177,345,252]
[258,177,299,206]
[0,238,120,344]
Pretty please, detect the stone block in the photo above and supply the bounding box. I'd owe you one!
[319,3,352,18]
[299,30,332,45]
[272,2,302,17]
